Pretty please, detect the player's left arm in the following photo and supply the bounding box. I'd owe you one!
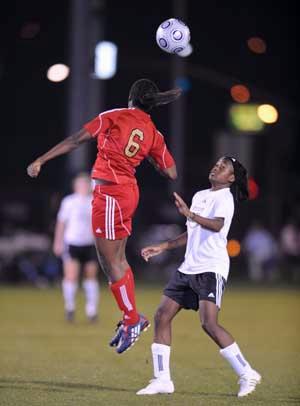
[173,192,224,232]
[27,129,93,178]
[147,156,177,180]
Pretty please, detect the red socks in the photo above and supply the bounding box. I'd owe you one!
[110,268,139,325]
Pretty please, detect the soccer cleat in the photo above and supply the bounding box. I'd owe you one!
[88,314,98,323]
[237,370,262,397]
[116,314,150,354]
[136,378,175,395]
[65,310,75,322]
[109,320,124,347]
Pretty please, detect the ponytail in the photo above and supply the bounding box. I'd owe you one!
[224,156,249,203]
[129,79,182,112]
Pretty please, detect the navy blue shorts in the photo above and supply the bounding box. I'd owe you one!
[163,271,226,311]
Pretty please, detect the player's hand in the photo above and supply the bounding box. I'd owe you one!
[27,159,42,178]
[173,192,190,217]
[141,243,167,262]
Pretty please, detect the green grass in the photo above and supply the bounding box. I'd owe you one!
[1,284,300,405]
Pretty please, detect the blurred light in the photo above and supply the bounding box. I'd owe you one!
[227,239,241,257]
[257,104,278,124]
[230,84,250,103]
[175,76,191,92]
[248,177,259,200]
[20,22,40,39]
[247,37,267,54]
[47,64,70,82]
[94,41,118,79]
[229,104,264,132]
[177,43,193,57]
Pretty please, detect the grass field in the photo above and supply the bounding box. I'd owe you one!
[1,284,300,406]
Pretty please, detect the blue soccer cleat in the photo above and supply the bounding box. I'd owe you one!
[109,320,123,347]
[115,314,150,354]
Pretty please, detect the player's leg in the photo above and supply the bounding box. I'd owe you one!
[95,237,139,322]
[95,236,149,353]
[137,295,181,395]
[82,258,100,322]
[92,183,149,352]
[62,256,80,321]
[199,299,234,347]
[138,270,196,395]
[198,273,261,397]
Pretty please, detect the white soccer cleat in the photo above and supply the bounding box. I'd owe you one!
[136,378,175,395]
[237,370,262,397]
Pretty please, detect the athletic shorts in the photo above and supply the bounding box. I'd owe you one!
[92,183,139,240]
[63,244,97,265]
[163,270,226,311]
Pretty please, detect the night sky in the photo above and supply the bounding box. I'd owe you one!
[5,0,300,233]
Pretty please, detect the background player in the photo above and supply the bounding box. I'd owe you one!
[137,156,262,397]
[27,78,181,353]
[53,172,100,322]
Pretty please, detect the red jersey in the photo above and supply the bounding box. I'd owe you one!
[83,107,175,184]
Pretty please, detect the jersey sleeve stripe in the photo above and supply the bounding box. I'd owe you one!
[162,145,167,168]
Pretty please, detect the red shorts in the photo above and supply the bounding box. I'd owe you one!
[92,183,139,240]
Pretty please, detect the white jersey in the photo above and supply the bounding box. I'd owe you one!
[178,188,234,280]
[57,193,94,246]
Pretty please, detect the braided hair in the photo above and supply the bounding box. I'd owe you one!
[128,78,182,112]
[223,156,249,203]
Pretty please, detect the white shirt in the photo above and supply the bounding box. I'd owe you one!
[178,188,234,280]
[57,193,94,246]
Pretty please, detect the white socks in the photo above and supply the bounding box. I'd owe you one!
[220,342,252,377]
[151,343,171,381]
[83,279,100,318]
[62,280,78,311]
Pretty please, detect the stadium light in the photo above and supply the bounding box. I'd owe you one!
[247,37,267,54]
[47,64,70,82]
[230,84,250,104]
[94,41,118,79]
[257,104,278,124]
[229,103,264,132]
[227,239,241,257]
[248,177,259,200]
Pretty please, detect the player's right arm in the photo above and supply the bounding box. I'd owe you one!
[141,232,187,262]
[147,130,177,180]
[27,128,92,178]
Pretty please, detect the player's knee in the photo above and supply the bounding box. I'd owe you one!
[201,319,217,335]
[110,259,128,274]
[154,306,170,326]
[84,262,98,279]
[64,274,78,282]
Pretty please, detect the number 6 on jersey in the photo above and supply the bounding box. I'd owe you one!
[125,129,144,158]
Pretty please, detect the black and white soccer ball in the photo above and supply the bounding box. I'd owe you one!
[156,18,191,54]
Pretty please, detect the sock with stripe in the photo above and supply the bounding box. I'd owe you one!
[110,268,139,325]
[151,343,171,381]
[220,342,253,376]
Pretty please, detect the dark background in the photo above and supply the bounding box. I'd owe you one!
[2,0,300,282]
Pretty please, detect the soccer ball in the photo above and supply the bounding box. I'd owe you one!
[156,18,191,54]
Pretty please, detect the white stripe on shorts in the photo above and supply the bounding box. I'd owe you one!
[105,196,115,240]
[216,274,223,308]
